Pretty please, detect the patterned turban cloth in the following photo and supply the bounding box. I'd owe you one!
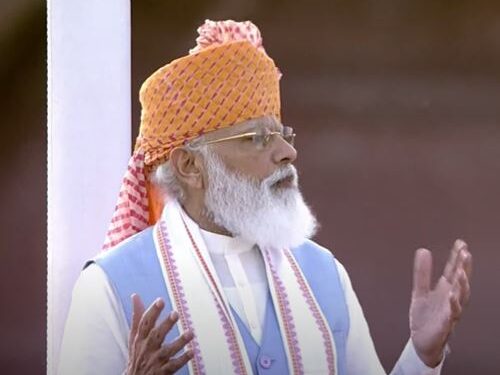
[103,20,282,250]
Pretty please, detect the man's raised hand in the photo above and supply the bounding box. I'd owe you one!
[409,239,472,367]
[126,294,194,374]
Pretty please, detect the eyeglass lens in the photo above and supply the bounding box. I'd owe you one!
[252,126,295,147]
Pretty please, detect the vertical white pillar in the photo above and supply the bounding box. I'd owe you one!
[47,1,131,373]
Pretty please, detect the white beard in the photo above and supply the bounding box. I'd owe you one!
[202,150,318,250]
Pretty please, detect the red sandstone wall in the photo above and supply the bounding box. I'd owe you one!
[1,1,499,373]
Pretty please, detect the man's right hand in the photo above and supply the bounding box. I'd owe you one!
[126,294,194,375]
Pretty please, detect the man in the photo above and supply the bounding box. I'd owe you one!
[58,20,472,375]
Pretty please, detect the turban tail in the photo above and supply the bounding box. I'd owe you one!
[103,20,281,250]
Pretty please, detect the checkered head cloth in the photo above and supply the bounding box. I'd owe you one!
[103,20,282,250]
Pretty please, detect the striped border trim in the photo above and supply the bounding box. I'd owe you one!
[263,249,304,375]
[156,222,206,375]
[284,249,336,374]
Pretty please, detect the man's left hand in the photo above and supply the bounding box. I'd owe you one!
[409,239,472,367]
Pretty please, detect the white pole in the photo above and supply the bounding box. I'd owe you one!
[47,1,131,373]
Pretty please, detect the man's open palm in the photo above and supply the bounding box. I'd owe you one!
[409,240,472,367]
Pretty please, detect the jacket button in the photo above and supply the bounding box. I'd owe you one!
[259,355,272,369]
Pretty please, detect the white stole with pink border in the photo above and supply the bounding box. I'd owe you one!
[153,199,337,374]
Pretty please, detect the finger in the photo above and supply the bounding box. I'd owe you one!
[137,298,165,340]
[161,350,194,374]
[449,291,462,320]
[159,331,195,361]
[455,269,471,307]
[129,294,145,350]
[461,248,473,280]
[450,246,472,287]
[147,311,179,350]
[412,248,432,298]
[443,239,466,282]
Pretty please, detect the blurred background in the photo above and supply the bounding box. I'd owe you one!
[1,0,499,373]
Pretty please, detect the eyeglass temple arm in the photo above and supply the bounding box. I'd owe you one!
[202,132,258,145]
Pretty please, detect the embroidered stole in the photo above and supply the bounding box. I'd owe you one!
[153,200,337,374]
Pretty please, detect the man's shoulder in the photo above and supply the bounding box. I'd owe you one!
[290,239,341,275]
[94,226,155,266]
[292,238,336,261]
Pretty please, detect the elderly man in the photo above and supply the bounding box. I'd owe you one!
[58,20,472,375]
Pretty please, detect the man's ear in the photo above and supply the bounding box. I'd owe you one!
[169,147,205,190]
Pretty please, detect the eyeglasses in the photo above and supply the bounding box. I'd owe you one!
[194,126,296,149]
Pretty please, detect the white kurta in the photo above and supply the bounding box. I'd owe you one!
[58,230,444,375]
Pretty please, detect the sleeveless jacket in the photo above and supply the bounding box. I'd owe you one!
[94,227,350,374]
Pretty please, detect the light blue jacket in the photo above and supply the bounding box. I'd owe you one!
[95,227,350,374]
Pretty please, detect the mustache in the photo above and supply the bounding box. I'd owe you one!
[263,164,298,187]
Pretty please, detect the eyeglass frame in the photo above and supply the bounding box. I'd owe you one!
[189,126,296,149]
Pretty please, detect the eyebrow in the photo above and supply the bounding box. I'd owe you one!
[247,119,283,132]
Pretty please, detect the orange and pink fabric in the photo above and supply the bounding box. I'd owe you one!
[103,20,282,250]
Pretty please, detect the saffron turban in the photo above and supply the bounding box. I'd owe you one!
[103,20,282,250]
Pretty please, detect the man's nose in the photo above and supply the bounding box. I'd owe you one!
[272,136,297,165]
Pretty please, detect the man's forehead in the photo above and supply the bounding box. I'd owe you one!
[240,116,281,130]
[220,116,281,135]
